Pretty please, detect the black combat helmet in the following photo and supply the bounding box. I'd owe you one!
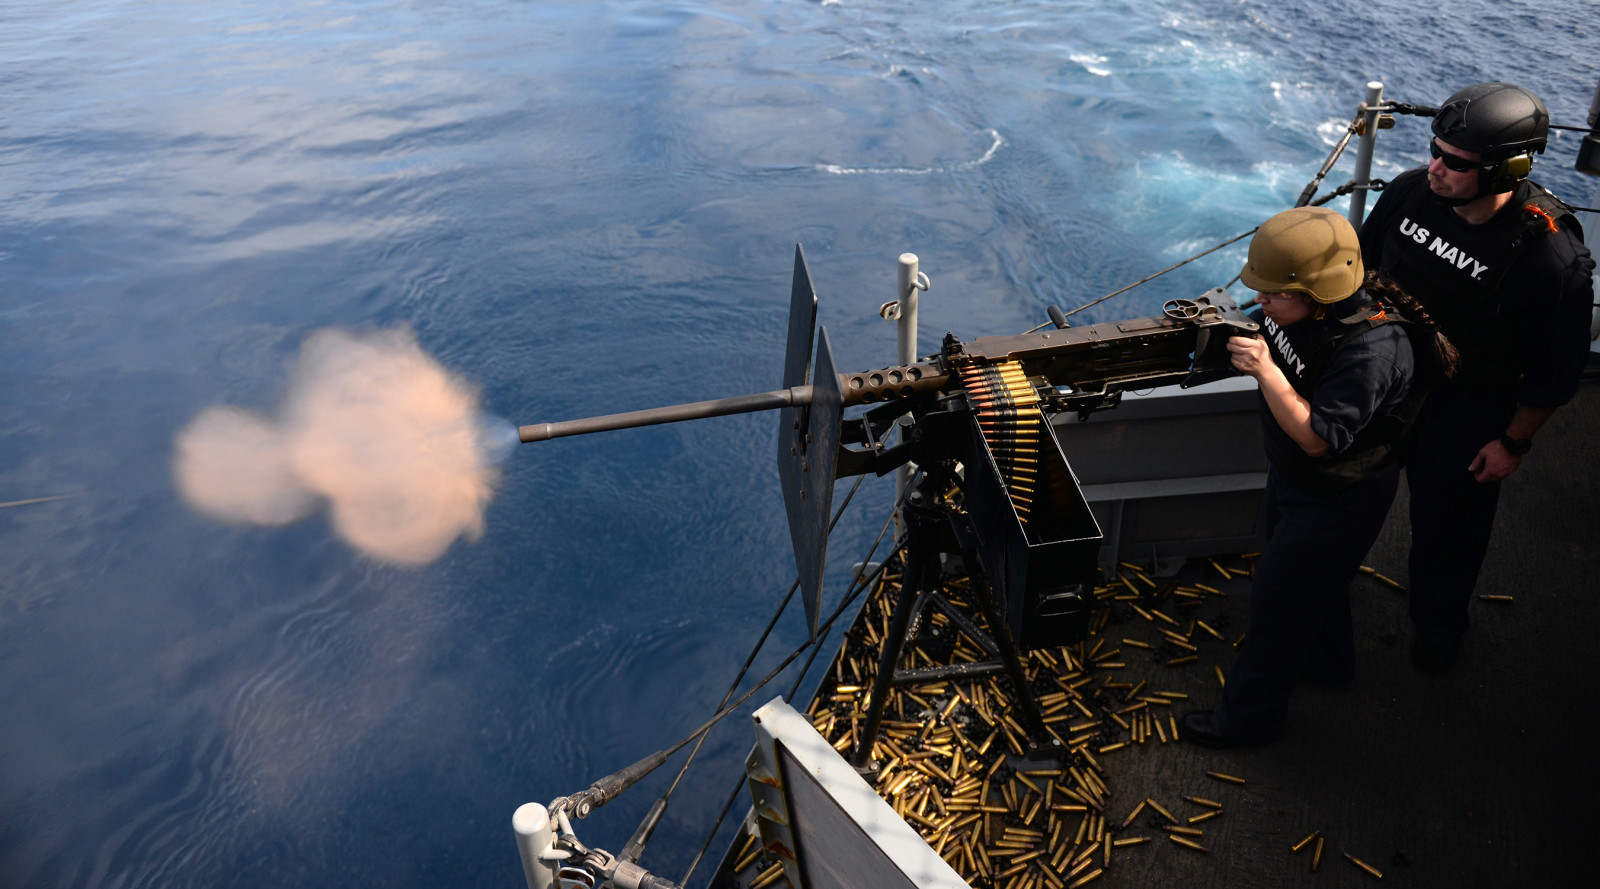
[1431,82,1550,194]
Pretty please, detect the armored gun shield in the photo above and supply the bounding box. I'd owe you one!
[778,245,843,643]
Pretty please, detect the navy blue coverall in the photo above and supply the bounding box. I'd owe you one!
[1213,296,1414,742]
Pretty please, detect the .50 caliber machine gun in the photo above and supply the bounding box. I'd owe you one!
[520,245,1258,763]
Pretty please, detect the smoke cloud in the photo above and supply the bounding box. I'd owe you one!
[174,327,503,565]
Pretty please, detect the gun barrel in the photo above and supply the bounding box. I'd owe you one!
[519,386,815,443]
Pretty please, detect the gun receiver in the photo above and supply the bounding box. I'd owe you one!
[519,245,1258,644]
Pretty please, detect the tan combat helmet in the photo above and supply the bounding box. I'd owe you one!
[1240,206,1364,304]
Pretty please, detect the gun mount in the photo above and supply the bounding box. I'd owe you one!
[520,245,1256,764]
[520,245,1257,641]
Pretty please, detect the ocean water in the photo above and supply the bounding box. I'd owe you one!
[1,1,1595,887]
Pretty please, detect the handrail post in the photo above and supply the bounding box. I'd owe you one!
[1347,81,1385,229]
[513,803,558,889]
[895,253,921,536]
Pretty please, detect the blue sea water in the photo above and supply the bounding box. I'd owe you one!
[1,1,1595,887]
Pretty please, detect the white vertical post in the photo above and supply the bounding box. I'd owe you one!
[513,803,559,889]
[897,253,920,369]
[895,254,921,524]
[1347,81,1384,229]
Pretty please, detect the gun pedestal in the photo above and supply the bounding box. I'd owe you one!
[849,449,1091,771]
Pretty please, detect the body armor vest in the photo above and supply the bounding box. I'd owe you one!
[1374,173,1578,390]
[1259,301,1428,492]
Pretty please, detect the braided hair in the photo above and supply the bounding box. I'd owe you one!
[1363,271,1461,380]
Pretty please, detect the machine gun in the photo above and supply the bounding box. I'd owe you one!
[520,245,1258,763]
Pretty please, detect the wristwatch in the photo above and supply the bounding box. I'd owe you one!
[1499,434,1533,456]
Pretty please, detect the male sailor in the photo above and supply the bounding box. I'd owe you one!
[1358,82,1595,672]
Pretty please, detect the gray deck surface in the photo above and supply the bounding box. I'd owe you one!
[1091,376,1600,888]
[714,374,1598,889]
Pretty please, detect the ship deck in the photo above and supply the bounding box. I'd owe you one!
[719,373,1598,889]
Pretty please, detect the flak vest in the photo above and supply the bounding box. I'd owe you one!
[1259,302,1429,493]
[1374,176,1579,391]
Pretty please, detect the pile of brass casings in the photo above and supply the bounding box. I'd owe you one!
[793,555,1267,889]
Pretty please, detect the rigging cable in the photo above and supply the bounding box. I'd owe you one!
[554,532,902,827]
[1293,108,1367,208]
[1035,99,1433,327]
[678,491,911,888]
[1025,227,1259,331]
[1038,96,1596,328]
[619,470,872,864]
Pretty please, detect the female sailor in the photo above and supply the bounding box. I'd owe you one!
[1182,206,1457,747]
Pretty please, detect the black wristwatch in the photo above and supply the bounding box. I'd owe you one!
[1499,434,1532,456]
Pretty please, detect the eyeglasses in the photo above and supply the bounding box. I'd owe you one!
[1429,140,1488,174]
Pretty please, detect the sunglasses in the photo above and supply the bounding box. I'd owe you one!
[1429,141,1489,174]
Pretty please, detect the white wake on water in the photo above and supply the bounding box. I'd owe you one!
[815,128,1005,176]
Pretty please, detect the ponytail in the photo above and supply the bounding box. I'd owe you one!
[1363,271,1460,380]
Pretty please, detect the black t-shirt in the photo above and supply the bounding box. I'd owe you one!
[1358,167,1594,407]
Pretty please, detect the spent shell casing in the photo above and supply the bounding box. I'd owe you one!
[1112,836,1148,847]
[749,862,786,889]
[1146,799,1178,824]
[1119,799,1147,829]
[1342,851,1382,879]
[1164,825,1203,836]
[1186,810,1219,824]
[1478,594,1514,603]
[1168,835,1208,853]
[1291,829,1320,852]
[1011,849,1044,865]
[1311,836,1325,871]
[1356,565,1407,590]
[1184,795,1223,809]
[1207,771,1246,785]
[734,838,762,873]
[1066,867,1103,888]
